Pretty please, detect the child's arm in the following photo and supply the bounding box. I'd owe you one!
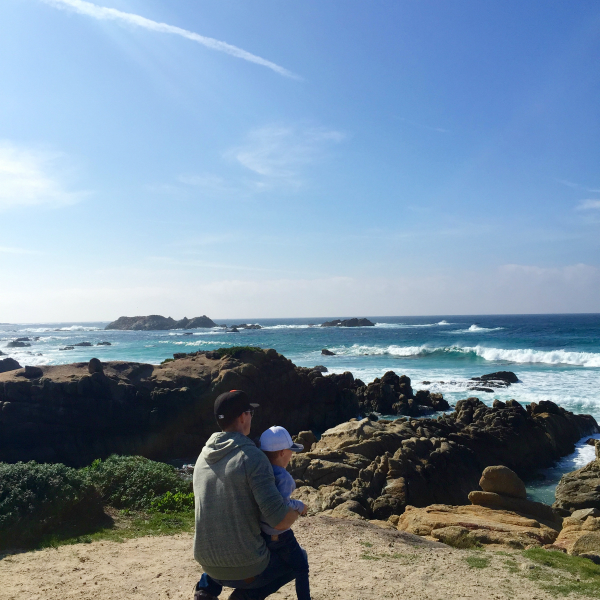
[274,467,307,514]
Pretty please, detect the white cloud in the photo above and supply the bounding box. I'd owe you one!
[0,141,84,210]
[41,0,299,79]
[577,199,600,210]
[230,125,345,188]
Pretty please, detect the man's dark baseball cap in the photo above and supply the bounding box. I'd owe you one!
[214,390,259,423]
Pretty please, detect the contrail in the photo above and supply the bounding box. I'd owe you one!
[41,0,299,79]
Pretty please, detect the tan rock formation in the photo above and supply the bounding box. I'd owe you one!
[468,490,562,525]
[551,513,600,556]
[479,465,527,498]
[397,504,559,548]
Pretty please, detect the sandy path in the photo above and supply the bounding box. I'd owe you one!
[0,516,587,600]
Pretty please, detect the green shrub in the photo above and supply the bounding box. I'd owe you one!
[150,491,195,513]
[0,461,102,550]
[83,455,191,510]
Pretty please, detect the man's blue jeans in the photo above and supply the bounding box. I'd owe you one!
[196,547,295,599]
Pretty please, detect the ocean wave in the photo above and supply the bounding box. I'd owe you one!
[326,343,600,367]
[449,325,505,333]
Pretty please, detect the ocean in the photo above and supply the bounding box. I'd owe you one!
[2,313,599,503]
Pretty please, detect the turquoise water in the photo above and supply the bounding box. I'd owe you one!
[2,314,599,502]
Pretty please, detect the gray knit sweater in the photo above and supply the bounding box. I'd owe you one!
[193,432,290,581]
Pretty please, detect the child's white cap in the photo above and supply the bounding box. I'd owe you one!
[260,426,304,452]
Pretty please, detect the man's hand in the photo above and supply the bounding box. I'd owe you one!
[273,508,299,531]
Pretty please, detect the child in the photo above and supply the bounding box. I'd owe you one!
[259,426,311,600]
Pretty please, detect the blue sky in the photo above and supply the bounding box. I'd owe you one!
[1,0,599,321]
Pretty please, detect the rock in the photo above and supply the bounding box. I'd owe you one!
[15,337,31,342]
[470,371,518,386]
[7,341,30,348]
[96,342,112,346]
[479,465,527,499]
[73,342,93,347]
[0,349,360,466]
[312,365,328,373]
[229,327,240,333]
[321,349,336,356]
[355,371,450,416]
[571,531,600,556]
[105,314,217,331]
[572,508,600,520]
[59,346,74,351]
[468,491,561,524]
[328,500,368,520]
[88,358,104,374]
[554,453,600,512]
[321,318,375,327]
[228,324,262,330]
[0,358,21,373]
[17,366,43,379]
[398,504,559,548]
[468,386,493,393]
[293,431,318,452]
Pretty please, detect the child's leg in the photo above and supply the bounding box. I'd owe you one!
[269,532,310,600]
[290,545,310,600]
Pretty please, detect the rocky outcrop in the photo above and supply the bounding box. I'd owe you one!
[321,349,335,356]
[355,371,450,416]
[227,324,262,330]
[0,348,361,466]
[554,440,600,512]
[6,341,30,348]
[550,509,600,560]
[397,504,559,548]
[321,318,375,327]
[0,358,21,374]
[289,398,597,522]
[105,315,217,330]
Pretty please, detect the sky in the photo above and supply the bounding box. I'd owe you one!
[0,0,599,321]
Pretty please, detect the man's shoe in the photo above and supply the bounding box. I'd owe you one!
[194,588,218,600]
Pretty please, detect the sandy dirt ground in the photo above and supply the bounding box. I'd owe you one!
[0,516,589,600]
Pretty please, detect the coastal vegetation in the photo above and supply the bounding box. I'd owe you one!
[0,456,193,551]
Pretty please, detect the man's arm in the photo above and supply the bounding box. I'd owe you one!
[273,508,299,530]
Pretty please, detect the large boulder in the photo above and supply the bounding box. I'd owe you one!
[479,465,527,499]
[554,443,600,512]
[397,504,559,548]
[0,358,21,374]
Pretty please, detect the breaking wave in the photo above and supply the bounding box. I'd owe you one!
[327,344,600,367]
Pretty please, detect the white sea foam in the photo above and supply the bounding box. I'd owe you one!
[449,325,504,333]
[326,343,600,367]
[469,345,600,367]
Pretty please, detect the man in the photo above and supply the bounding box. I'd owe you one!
[193,390,300,600]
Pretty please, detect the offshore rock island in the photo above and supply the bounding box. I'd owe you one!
[105,314,218,330]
